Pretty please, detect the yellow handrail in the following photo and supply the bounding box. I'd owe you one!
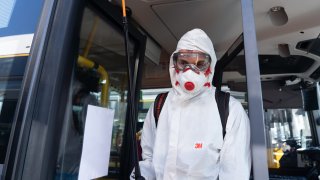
[78,55,109,107]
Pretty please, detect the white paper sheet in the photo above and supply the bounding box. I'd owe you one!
[78,105,115,180]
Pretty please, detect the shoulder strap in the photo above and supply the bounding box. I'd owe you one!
[215,90,230,139]
[152,91,230,139]
[153,92,169,127]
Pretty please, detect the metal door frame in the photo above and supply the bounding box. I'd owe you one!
[241,0,269,179]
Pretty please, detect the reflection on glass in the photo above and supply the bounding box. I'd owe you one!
[265,109,313,169]
[55,7,134,180]
[0,56,27,174]
[0,0,17,28]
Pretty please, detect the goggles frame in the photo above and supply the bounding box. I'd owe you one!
[172,52,211,73]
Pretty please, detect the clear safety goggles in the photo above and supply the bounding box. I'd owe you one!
[173,52,211,73]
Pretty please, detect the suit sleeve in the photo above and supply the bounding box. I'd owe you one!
[130,104,157,180]
[219,97,251,180]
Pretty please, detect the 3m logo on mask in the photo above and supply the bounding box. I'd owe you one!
[175,68,210,94]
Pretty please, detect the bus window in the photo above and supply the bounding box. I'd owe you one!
[0,0,43,37]
[265,109,314,177]
[138,88,172,123]
[55,7,135,179]
[0,56,27,165]
[0,0,43,176]
[265,109,312,168]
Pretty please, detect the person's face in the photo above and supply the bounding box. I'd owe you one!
[173,49,211,74]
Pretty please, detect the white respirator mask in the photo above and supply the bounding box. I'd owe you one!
[175,69,210,95]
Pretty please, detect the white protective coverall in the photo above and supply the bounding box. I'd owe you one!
[134,29,251,180]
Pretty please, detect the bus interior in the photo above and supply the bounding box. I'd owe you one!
[1,0,320,179]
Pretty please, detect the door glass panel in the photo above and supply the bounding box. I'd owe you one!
[55,7,135,179]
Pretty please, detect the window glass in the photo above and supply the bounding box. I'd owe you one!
[0,0,43,176]
[55,7,135,179]
[0,56,29,176]
[0,0,17,29]
[265,109,313,171]
[137,88,171,129]
[0,0,43,36]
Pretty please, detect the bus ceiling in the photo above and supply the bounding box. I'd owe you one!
[110,0,320,89]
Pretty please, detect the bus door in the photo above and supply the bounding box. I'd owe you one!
[2,0,146,179]
[54,4,145,179]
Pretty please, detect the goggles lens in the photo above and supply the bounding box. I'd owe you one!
[173,52,211,72]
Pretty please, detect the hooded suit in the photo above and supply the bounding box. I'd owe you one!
[135,29,251,180]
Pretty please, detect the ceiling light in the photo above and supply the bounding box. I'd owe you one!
[101,79,107,84]
[269,6,288,26]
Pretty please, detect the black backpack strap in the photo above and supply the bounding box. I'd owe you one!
[152,91,229,138]
[215,90,230,139]
[153,92,169,127]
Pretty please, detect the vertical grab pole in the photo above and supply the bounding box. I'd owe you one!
[121,0,145,179]
[240,0,269,179]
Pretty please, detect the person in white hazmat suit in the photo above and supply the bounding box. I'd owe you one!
[132,28,251,180]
